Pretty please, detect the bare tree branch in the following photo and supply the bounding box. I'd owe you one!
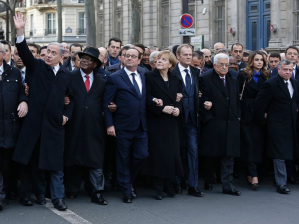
[0,1,12,11]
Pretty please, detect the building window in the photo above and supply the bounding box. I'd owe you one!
[161,0,169,48]
[98,14,104,47]
[78,12,86,35]
[188,1,195,28]
[295,0,299,45]
[114,0,121,38]
[45,13,56,35]
[215,3,225,43]
[98,0,104,10]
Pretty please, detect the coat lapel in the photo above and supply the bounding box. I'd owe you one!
[120,69,139,98]
[152,69,174,102]
[73,69,88,94]
[212,71,228,96]
[88,72,99,95]
[290,78,297,101]
[278,76,291,99]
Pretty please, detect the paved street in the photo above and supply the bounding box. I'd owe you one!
[1,176,299,224]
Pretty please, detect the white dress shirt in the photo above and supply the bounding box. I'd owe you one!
[20,67,26,81]
[178,63,192,86]
[124,67,142,93]
[293,65,296,78]
[80,69,94,88]
[285,79,294,98]
[0,63,3,75]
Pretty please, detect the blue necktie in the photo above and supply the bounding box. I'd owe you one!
[130,73,141,96]
[20,70,25,85]
[184,69,191,94]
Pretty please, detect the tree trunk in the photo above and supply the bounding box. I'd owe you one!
[130,0,140,44]
[85,0,96,47]
[9,0,17,43]
[57,0,62,42]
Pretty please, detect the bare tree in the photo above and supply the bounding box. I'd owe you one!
[130,0,140,44]
[85,0,96,47]
[0,0,18,42]
[57,0,62,42]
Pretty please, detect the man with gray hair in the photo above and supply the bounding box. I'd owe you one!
[255,59,299,194]
[149,51,160,70]
[199,53,241,196]
[12,13,74,210]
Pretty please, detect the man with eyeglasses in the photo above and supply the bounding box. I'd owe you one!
[107,37,122,66]
[12,13,74,211]
[104,48,148,203]
[199,53,241,196]
[64,47,108,205]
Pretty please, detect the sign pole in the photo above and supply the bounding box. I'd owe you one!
[182,0,189,44]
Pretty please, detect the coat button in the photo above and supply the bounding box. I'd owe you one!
[85,106,88,109]
[227,97,229,100]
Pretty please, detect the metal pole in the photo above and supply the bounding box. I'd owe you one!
[182,0,189,43]
[6,0,9,41]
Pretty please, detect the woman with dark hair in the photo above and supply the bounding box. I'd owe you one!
[144,50,183,200]
[238,51,269,190]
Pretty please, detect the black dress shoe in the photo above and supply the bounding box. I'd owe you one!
[223,189,241,196]
[276,185,290,194]
[131,184,137,198]
[36,194,46,205]
[164,186,176,197]
[54,199,67,211]
[188,187,204,197]
[91,193,108,205]
[20,198,34,206]
[123,194,132,203]
[251,183,259,191]
[66,192,77,199]
[155,191,163,200]
[204,183,213,190]
[174,184,182,194]
[287,176,299,185]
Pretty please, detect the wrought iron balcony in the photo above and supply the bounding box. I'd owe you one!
[44,29,56,35]
[35,0,56,4]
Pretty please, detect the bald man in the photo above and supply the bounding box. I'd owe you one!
[97,47,111,80]
[202,48,213,70]
[213,42,225,54]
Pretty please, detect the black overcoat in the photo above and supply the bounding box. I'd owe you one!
[143,69,183,178]
[199,69,240,157]
[64,69,106,168]
[0,61,28,148]
[255,75,299,160]
[12,39,74,171]
[238,72,267,163]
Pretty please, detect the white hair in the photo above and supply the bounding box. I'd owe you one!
[149,51,160,63]
[0,43,6,54]
[48,42,65,56]
[214,53,229,65]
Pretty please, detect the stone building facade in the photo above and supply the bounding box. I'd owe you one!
[0,0,298,52]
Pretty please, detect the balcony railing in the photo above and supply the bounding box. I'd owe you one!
[44,29,56,35]
[77,28,86,35]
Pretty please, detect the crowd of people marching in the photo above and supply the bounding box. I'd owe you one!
[0,13,298,212]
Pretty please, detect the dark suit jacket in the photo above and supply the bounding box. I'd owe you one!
[238,61,247,71]
[103,67,147,131]
[255,75,299,160]
[199,69,240,157]
[97,67,111,81]
[63,57,73,71]
[13,39,74,171]
[65,69,106,169]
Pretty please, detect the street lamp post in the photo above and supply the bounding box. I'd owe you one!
[182,0,189,44]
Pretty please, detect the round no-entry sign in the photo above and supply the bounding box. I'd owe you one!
[180,14,194,28]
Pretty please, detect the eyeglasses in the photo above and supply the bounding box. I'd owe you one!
[80,56,96,62]
[125,54,138,59]
[217,63,229,68]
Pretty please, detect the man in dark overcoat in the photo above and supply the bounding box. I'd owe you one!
[255,59,299,194]
[172,44,203,197]
[0,43,28,211]
[64,47,107,205]
[199,53,241,196]
[12,13,74,210]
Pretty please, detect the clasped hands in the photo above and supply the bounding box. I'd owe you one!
[162,106,180,117]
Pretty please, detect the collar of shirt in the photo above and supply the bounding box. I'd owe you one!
[124,67,138,76]
[178,63,190,74]
[219,75,226,79]
[80,68,94,80]
[70,60,75,69]
[238,61,241,65]
[7,60,11,66]
[52,64,60,75]
[293,65,296,70]
[21,67,26,74]
[0,63,4,74]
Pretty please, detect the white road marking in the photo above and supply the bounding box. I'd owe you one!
[44,200,92,224]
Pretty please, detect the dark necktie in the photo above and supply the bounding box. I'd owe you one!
[85,75,90,92]
[20,70,25,85]
[184,69,191,93]
[285,81,292,97]
[130,73,141,96]
[221,77,226,87]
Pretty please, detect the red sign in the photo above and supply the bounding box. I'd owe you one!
[180,14,194,28]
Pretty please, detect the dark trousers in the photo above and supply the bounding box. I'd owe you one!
[273,159,287,186]
[247,162,258,178]
[115,126,148,194]
[65,166,105,194]
[204,156,236,192]
[153,177,172,192]
[185,117,199,188]
[0,147,19,196]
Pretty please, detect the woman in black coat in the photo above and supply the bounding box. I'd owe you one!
[238,51,269,190]
[144,51,183,200]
